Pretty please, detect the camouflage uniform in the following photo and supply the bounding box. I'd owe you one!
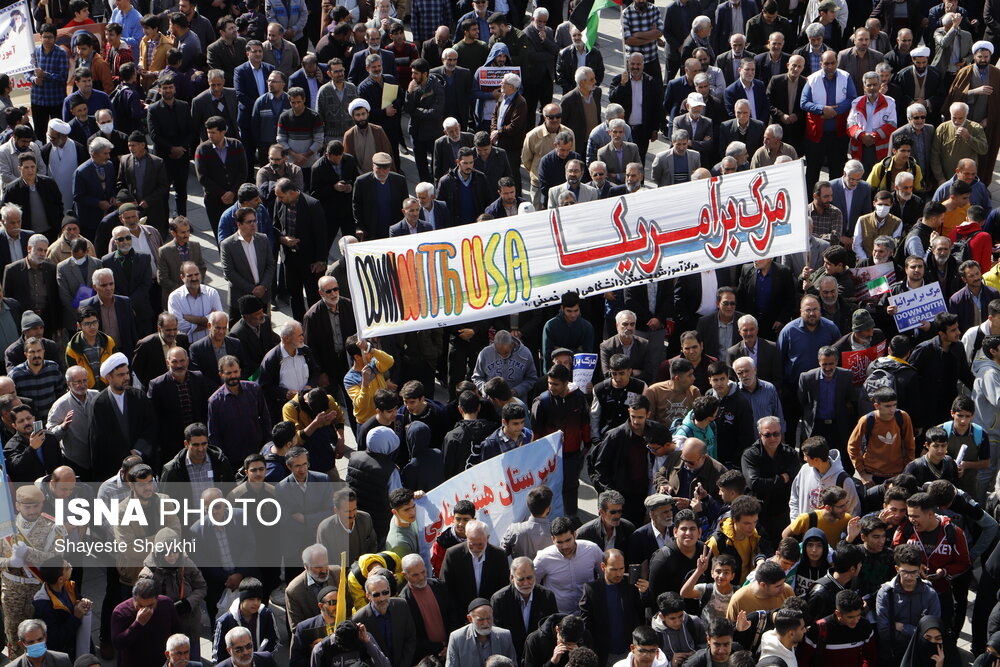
[0,512,66,656]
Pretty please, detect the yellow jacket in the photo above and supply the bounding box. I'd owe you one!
[344,348,394,423]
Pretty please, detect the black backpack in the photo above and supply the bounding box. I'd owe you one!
[952,229,989,264]
[862,365,897,401]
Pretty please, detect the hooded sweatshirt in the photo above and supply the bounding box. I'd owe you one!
[473,43,514,125]
[954,218,993,272]
[651,612,706,662]
[971,354,1000,491]
[212,588,279,661]
[793,527,830,597]
[788,449,861,522]
[472,337,538,399]
[671,411,718,459]
[758,629,798,667]
[961,320,997,363]
[401,421,444,492]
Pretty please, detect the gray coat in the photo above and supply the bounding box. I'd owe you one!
[595,141,642,183]
[651,148,701,186]
[221,231,277,306]
[316,81,359,143]
[55,255,102,331]
[445,624,517,667]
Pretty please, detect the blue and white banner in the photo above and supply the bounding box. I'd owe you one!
[415,432,564,561]
[889,281,947,332]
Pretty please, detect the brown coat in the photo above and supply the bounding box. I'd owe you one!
[944,63,1000,184]
[88,53,114,93]
[342,122,394,172]
[490,93,527,155]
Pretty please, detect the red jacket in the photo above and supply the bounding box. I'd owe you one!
[892,515,970,593]
[954,219,994,270]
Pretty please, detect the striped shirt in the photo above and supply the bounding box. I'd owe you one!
[9,360,64,421]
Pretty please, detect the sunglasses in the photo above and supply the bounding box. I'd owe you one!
[369,590,390,598]
[323,287,339,294]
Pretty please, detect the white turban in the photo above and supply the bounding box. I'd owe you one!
[909,46,930,58]
[348,98,371,114]
[99,352,128,379]
[48,118,71,135]
[973,40,995,55]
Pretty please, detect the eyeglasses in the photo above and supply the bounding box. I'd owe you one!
[114,236,131,242]
[910,115,926,120]
[321,599,338,606]
[545,114,562,119]
[231,643,254,654]
[369,590,390,598]
[322,287,339,294]
[604,508,623,515]
[635,648,658,655]
[760,431,781,438]
[719,301,736,306]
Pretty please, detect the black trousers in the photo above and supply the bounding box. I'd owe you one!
[204,194,227,243]
[283,257,320,321]
[447,338,480,396]
[805,132,849,194]
[412,137,434,183]
[164,156,189,216]
[523,78,554,128]
[31,105,62,138]
[812,419,853,474]
[643,58,663,86]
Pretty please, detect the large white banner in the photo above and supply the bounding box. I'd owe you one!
[347,160,809,338]
[0,1,35,76]
[414,432,564,562]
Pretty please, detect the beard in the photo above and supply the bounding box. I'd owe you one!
[355,119,368,129]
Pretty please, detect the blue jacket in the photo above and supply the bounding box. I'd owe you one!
[932,174,992,209]
[72,159,118,235]
[348,48,397,86]
[875,575,940,659]
[712,0,760,53]
[723,78,769,121]
[234,60,276,118]
[212,599,279,662]
[477,426,533,464]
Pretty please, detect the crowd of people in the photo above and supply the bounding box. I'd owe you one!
[0,0,1000,664]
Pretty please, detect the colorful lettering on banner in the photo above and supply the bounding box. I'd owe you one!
[841,342,886,385]
[414,433,565,561]
[347,161,809,338]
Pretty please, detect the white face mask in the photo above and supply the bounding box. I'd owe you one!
[73,256,87,266]
[98,122,114,134]
[875,204,891,217]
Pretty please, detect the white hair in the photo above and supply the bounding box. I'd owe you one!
[27,233,47,250]
[401,553,424,572]
[737,314,758,328]
[502,72,521,88]
[441,47,458,60]
[92,267,114,287]
[590,160,607,172]
[844,159,864,176]
[510,556,533,574]
[532,6,548,19]
[608,118,626,131]
[906,102,926,119]
[493,330,512,346]
[365,573,390,592]
[88,136,113,154]
[692,15,711,31]
[894,171,915,186]
[415,181,435,196]
[65,365,88,382]
[733,355,756,369]
[615,309,636,324]
[1,203,22,221]
[766,124,783,139]
[278,320,302,338]
[574,66,593,85]
[208,311,228,326]
[225,626,251,648]
[729,32,745,45]
[950,101,969,116]
[774,155,793,163]
[734,99,751,112]
[805,22,824,38]
[757,415,780,430]
[725,141,746,157]
[17,619,45,641]
[301,543,328,566]
[465,519,489,538]
[166,634,191,652]
[604,103,625,120]
[442,117,459,129]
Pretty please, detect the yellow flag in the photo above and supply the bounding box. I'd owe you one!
[335,551,348,624]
